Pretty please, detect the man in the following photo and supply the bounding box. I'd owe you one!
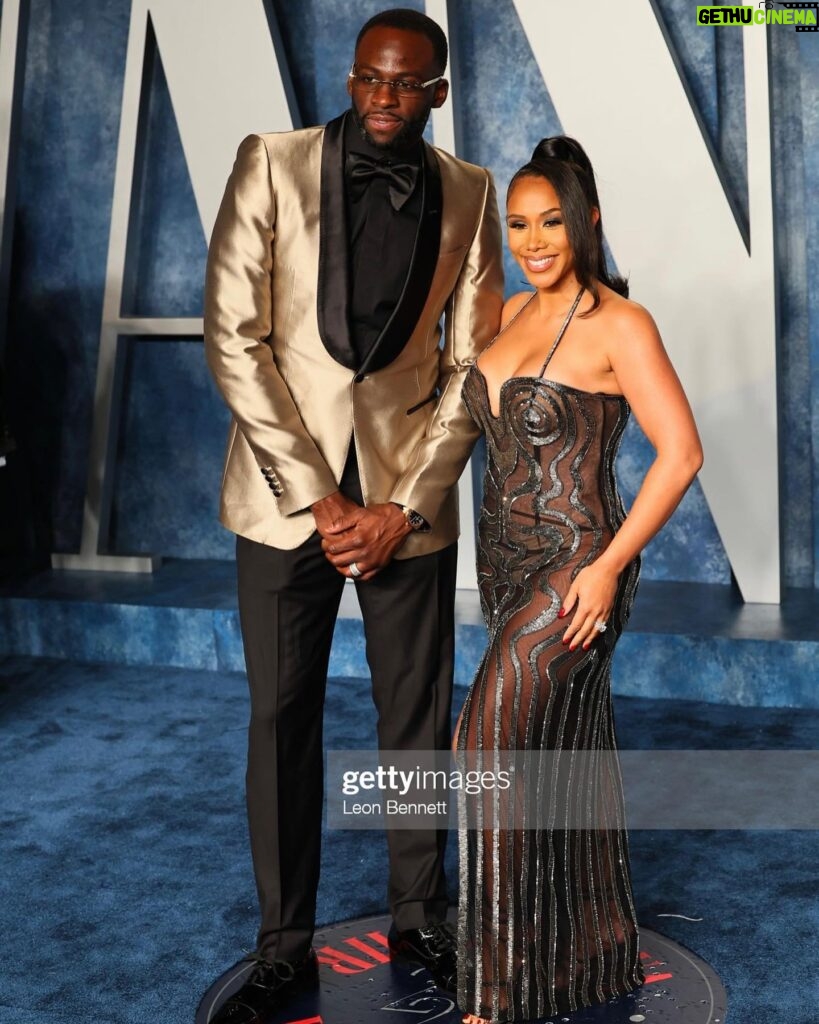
[204,9,503,1021]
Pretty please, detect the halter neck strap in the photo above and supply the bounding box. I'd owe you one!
[537,287,585,379]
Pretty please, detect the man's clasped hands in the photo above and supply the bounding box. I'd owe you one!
[311,491,413,582]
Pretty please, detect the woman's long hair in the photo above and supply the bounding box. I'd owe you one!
[508,136,628,313]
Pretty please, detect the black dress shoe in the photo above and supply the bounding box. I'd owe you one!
[210,949,319,1024]
[388,921,458,993]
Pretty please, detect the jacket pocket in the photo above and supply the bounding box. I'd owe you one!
[406,390,439,415]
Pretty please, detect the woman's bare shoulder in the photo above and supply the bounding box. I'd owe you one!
[595,286,659,341]
[500,291,535,328]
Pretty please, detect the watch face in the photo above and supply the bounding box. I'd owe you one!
[405,508,425,530]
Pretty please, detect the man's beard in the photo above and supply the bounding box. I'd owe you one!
[350,102,430,152]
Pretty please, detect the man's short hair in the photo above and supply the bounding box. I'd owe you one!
[355,8,448,74]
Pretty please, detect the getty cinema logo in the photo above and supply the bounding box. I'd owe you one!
[697,1,818,29]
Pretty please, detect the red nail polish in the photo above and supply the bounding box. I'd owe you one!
[562,637,569,645]
[582,642,590,650]
[558,607,566,618]
[569,644,576,651]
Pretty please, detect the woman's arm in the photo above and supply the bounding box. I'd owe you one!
[561,302,703,650]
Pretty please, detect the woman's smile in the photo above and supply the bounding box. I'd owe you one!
[521,253,557,274]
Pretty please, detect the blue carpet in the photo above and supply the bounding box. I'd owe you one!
[1,656,817,1023]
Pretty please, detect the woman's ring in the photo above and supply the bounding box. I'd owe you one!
[595,620,607,633]
[349,562,362,578]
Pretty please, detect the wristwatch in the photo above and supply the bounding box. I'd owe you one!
[398,504,430,532]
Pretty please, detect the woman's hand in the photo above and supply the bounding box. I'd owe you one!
[559,559,620,651]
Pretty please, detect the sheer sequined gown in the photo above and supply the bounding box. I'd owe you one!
[456,302,644,1022]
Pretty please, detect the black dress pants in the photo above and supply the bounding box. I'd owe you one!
[235,461,457,959]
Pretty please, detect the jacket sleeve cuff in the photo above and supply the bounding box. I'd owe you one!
[260,464,339,517]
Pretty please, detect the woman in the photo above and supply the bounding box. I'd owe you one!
[455,137,703,1024]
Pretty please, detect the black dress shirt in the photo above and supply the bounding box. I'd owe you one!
[343,116,423,366]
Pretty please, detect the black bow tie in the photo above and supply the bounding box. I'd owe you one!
[346,152,419,211]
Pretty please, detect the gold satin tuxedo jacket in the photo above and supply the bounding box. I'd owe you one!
[205,112,504,557]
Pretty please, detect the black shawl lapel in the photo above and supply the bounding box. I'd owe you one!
[355,143,443,379]
[317,112,357,369]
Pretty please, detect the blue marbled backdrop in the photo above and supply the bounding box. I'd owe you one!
[3,0,816,586]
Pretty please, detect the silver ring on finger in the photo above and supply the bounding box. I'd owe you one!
[594,620,607,634]
[349,561,362,579]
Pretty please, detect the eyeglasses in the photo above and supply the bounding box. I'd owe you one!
[348,65,444,96]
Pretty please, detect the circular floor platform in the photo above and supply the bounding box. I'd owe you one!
[196,913,727,1024]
